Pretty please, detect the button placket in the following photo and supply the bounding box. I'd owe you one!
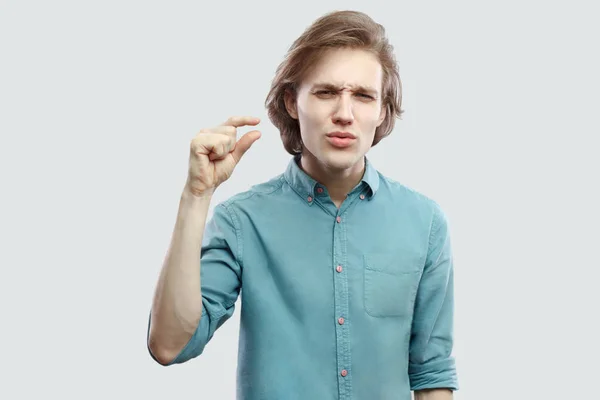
[333,207,351,395]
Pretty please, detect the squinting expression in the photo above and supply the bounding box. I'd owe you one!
[286,48,387,171]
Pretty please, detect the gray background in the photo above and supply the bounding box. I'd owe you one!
[1,0,598,399]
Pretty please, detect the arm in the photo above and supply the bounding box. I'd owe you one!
[409,203,458,392]
[147,188,213,365]
[147,115,260,366]
[147,188,243,366]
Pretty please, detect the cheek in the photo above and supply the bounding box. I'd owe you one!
[356,105,383,123]
[299,100,328,123]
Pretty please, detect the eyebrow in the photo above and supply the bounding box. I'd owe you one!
[310,82,379,96]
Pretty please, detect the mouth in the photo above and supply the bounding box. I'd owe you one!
[326,132,356,148]
[326,131,356,139]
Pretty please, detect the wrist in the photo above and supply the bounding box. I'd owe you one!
[180,185,214,210]
[182,182,215,200]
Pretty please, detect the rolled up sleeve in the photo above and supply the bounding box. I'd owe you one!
[147,202,243,366]
[409,203,458,390]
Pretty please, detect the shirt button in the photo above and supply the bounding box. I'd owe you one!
[316,187,324,194]
[307,195,313,202]
[336,265,343,273]
[338,317,345,325]
[359,194,365,200]
[336,216,342,223]
[341,369,348,377]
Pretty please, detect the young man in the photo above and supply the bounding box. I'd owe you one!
[147,10,458,400]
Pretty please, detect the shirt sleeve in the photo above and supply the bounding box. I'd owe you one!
[147,202,243,366]
[408,203,459,390]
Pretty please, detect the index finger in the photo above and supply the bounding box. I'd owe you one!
[222,116,261,128]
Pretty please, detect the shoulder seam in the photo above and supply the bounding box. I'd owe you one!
[223,175,285,206]
[219,176,286,268]
[221,203,244,269]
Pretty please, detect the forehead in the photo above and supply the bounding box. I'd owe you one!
[300,48,383,91]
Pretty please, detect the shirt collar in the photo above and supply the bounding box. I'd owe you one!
[283,154,380,199]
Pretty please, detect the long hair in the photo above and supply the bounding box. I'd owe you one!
[265,10,404,155]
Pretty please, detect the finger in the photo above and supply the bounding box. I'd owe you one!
[231,130,261,163]
[222,116,261,128]
[197,125,235,135]
[192,133,235,160]
[205,125,237,139]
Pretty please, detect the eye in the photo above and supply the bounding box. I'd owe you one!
[356,93,374,100]
[315,90,336,97]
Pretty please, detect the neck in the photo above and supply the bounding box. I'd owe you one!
[298,152,365,206]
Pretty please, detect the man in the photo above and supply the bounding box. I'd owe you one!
[147,10,458,400]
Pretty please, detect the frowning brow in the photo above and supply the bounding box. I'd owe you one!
[310,82,379,97]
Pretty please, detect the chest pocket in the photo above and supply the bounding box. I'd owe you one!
[363,253,422,318]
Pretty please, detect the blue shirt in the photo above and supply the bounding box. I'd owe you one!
[147,155,459,399]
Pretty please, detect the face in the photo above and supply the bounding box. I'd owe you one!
[285,48,386,171]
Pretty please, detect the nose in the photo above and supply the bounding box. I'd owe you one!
[332,92,354,125]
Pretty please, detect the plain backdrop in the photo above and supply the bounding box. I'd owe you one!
[1,0,599,399]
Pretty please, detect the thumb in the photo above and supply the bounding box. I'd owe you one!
[231,130,261,162]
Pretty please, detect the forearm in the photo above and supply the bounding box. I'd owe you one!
[414,389,453,400]
[148,186,213,364]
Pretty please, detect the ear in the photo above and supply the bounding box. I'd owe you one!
[376,104,387,127]
[284,89,298,120]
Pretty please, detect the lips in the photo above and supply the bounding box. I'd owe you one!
[326,131,356,139]
[326,133,356,148]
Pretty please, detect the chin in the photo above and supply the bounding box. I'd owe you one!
[319,149,364,170]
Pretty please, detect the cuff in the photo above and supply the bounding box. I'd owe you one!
[146,308,211,366]
[409,357,459,391]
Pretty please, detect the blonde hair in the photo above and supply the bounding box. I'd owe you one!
[265,10,404,155]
